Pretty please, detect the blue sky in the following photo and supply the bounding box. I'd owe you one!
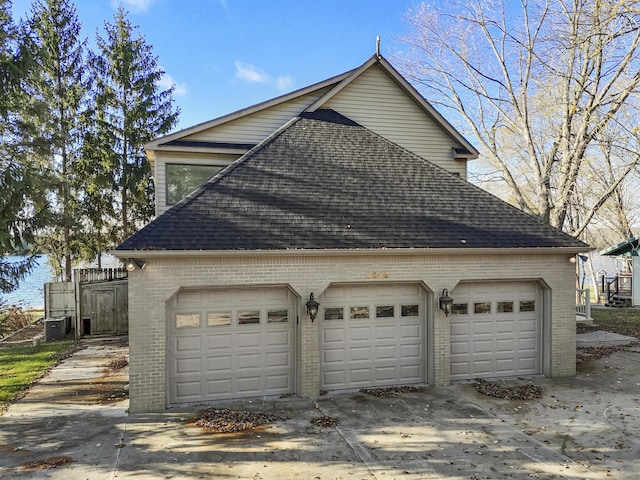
[12,0,420,131]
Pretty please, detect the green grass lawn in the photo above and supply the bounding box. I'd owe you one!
[0,340,77,412]
[590,307,640,339]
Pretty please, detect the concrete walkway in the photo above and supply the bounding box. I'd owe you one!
[576,330,638,347]
[1,336,639,479]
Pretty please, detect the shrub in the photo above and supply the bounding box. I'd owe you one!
[0,301,33,338]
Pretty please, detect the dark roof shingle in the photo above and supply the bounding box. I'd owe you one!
[118,109,586,251]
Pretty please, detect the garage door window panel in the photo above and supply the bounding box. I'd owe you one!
[238,311,260,325]
[350,306,369,319]
[267,309,289,324]
[324,307,343,320]
[519,301,536,312]
[497,302,513,313]
[474,302,492,314]
[176,313,201,328]
[207,312,231,326]
[452,303,468,315]
[376,305,395,318]
[401,304,419,317]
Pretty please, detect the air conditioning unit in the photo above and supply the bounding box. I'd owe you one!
[45,318,66,341]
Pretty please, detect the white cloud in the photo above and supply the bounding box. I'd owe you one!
[234,61,295,91]
[158,72,188,96]
[276,75,294,91]
[235,62,270,84]
[112,0,155,13]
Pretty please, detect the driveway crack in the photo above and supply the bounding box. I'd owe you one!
[312,399,377,478]
[111,418,128,480]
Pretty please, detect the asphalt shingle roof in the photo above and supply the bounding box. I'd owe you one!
[118,109,586,251]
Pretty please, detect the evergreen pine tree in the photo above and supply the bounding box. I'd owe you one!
[0,0,48,295]
[84,6,179,249]
[25,0,90,281]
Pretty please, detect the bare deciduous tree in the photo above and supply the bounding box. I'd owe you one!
[583,119,639,241]
[398,0,640,238]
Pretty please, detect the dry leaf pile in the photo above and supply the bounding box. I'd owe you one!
[311,415,339,427]
[193,408,284,433]
[475,379,544,400]
[106,357,128,371]
[21,455,74,470]
[576,343,638,364]
[360,386,421,398]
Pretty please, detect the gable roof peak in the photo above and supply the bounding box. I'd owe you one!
[304,55,479,159]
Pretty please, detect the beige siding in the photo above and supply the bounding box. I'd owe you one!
[127,251,576,412]
[324,65,468,178]
[182,88,332,144]
[150,64,472,216]
[154,151,240,215]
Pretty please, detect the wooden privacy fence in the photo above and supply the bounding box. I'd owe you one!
[44,282,75,319]
[44,267,129,338]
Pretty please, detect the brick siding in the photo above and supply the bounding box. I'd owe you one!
[127,251,576,412]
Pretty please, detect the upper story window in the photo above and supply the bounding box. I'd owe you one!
[166,163,224,205]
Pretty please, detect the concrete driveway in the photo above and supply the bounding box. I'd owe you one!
[1,337,639,479]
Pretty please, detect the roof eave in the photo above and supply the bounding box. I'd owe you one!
[152,145,250,155]
[113,246,593,259]
[599,236,640,256]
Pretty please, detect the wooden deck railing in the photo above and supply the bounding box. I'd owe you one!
[600,273,632,302]
[75,267,128,284]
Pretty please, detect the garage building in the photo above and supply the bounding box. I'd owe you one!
[116,55,587,412]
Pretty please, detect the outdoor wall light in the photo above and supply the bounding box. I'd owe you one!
[438,289,454,317]
[569,254,589,265]
[306,293,320,322]
[125,259,147,271]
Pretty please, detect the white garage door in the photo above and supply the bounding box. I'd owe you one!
[450,281,542,381]
[166,286,296,405]
[320,283,426,390]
